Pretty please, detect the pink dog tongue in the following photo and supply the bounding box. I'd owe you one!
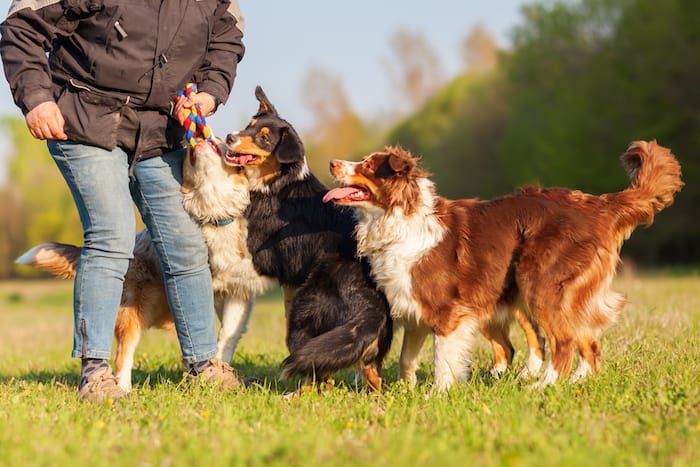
[323,187,360,203]
[236,154,256,164]
[225,153,255,165]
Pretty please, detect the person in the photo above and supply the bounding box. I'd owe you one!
[0,0,246,403]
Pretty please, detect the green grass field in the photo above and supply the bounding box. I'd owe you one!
[1,274,699,466]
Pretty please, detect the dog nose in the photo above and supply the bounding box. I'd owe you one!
[329,160,340,169]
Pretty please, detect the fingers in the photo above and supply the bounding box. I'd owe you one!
[25,101,68,141]
[175,92,217,122]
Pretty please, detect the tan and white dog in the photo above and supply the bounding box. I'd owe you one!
[17,140,272,391]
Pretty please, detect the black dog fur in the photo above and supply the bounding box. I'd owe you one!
[222,87,392,389]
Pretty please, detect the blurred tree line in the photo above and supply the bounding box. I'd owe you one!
[1,0,697,277]
[0,117,82,278]
[387,0,698,265]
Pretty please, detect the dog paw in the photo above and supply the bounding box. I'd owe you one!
[490,361,507,379]
[517,352,544,380]
[528,363,558,390]
[569,360,592,384]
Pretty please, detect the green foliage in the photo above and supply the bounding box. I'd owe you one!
[1,276,699,466]
[497,0,700,263]
[0,117,82,278]
[387,72,514,199]
[382,0,699,264]
[305,111,370,186]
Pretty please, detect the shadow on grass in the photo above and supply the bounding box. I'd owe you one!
[0,369,80,387]
[0,362,295,393]
[0,360,397,395]
[0,353,511,395]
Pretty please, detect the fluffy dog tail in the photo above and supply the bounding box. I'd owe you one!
[15,242,80,279]
[611,140,683,234]
[280,312,391,382]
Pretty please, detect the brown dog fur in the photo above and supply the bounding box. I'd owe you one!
[325,140,683,389]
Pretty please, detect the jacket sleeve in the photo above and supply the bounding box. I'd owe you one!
[0,1,68,114]
[193,0,245,108]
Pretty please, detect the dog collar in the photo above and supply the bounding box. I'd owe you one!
[209,218,235,227]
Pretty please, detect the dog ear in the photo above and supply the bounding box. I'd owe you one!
[387,152,413,175]
[275,125,304,164]
[255,86,278,116]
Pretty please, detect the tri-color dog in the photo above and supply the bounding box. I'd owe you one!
[220,86,393,390]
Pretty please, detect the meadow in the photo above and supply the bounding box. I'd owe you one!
[0,273,698,466]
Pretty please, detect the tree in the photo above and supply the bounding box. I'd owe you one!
[460,24,499,74]
[497,0,700,263]
[384,29,445,114]
[0,116,82,277]
[383,0,699,264]
[386,70,511,201]
[300,67,368,183]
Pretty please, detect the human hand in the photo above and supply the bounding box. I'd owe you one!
[175,91,217,125]
[25,101,68,141]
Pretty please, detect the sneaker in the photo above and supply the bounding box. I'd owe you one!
[78,365,128,404]
[186,358,246,391]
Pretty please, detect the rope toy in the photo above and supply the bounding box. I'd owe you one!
[177,82,214,147]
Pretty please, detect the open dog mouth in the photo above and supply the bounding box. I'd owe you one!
[190,140,220,166]
[216,143,258,166]
[322,185,371,203]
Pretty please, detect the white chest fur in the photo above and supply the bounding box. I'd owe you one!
[355,182,444,325]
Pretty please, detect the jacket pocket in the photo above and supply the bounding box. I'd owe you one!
[57,82,121,150]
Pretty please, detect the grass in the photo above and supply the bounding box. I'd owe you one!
[0,274,699,466]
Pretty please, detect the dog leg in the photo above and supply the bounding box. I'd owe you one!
[480,308,514,378]
[433,318,479,392]
[114,307,143,393]
[529,327,557,390]
[361,365,383,392]
[513,309,545,379]
[399,325,430,387]
[551,335,576,381]
[532,331,575,388]
[571,336,601,383]
[215,295,255,364]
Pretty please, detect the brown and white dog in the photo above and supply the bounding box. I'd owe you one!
[16,140,272,391]
[324,141,683,390]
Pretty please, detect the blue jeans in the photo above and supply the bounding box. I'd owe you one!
[48,140,217,365]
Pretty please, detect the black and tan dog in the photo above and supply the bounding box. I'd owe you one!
[220,86,392,390]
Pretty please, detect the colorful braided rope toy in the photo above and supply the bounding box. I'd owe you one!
[177,82,214,147]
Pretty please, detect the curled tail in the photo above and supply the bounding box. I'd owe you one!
[281,313,391,381]
[613,140,683,232]
[15,242,81,279]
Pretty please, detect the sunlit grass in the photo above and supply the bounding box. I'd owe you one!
[0,275,698,466]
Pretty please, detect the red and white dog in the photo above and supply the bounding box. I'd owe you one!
[324,141,682,390]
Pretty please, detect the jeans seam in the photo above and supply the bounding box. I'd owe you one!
[80,319,87,357]
[133,180,196,357]
[54,141,96,359]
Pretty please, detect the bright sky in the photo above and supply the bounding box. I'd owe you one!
[0,0,530,178]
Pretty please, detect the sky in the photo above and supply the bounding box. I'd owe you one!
[0,0,531,178]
